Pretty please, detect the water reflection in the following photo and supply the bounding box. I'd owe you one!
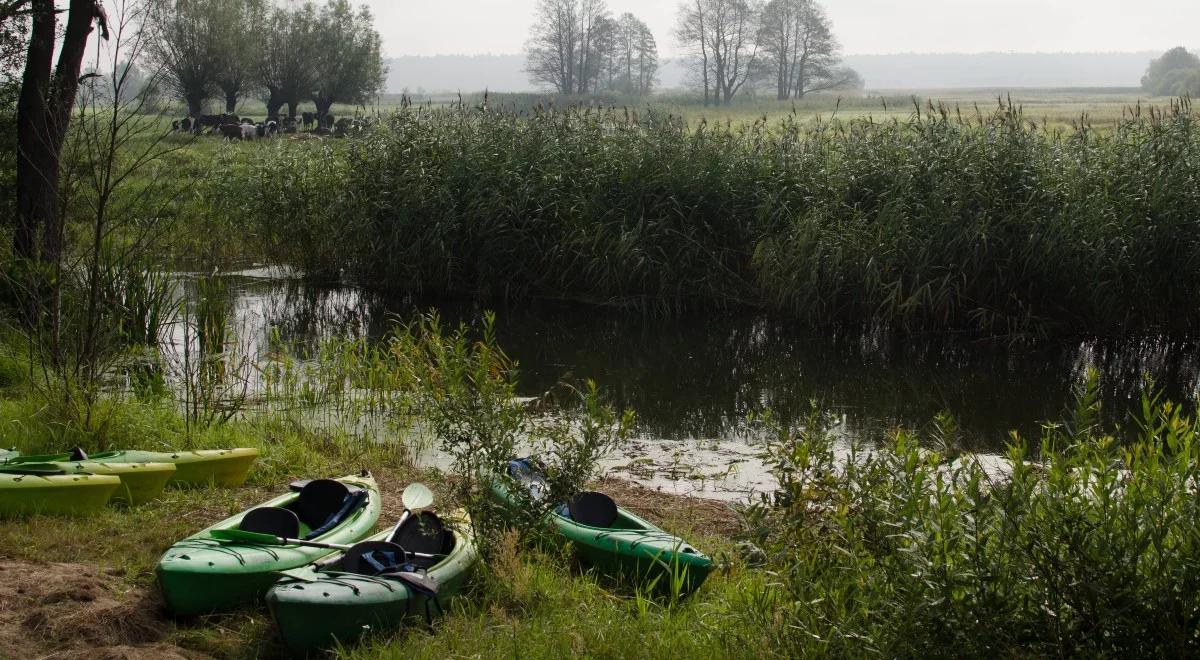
[196,270,1200,457]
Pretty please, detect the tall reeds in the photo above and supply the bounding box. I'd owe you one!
[228,97,1200,337]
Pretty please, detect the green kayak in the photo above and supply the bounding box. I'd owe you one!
[5,448,259,487]
[267,509,478,652]
[0,460,175,505]
[157,473,380,616]
[0,467,121,516]
[492,459,714,594]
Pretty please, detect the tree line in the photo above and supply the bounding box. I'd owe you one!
[675,0,859,105]
[1142,47,1200,97]
[525,0,659,96]
[524,0,858,105]
[149,0,385,117]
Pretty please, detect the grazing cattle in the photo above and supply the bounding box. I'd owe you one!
[219,123,243,140]
[255,122,266,138]
[301,112,315,129]
[265,120,278,137]
[220,113,240,126]
[180,116,192,132]
[197,114,223,133]
[322,113,335,129]
[240,122,257,140]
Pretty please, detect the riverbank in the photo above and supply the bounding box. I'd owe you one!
[2,318,1200,655]
[0,466,743,659]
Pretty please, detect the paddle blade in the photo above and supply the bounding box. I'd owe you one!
[209,529,282,545]
[401,483,434,512]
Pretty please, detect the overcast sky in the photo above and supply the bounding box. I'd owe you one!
[364,0,1198,58]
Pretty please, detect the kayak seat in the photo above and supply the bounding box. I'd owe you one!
[69,446,89,461]
[240,506,300,539]
[292,478,352,528]
[342,540,409,575]
[507,457,548,501]
[568,491,618,528]
[389,511,449,561]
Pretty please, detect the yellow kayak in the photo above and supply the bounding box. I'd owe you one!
[5,448,259,487]
[0,468,120,516]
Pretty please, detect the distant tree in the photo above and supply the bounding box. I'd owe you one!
[256,1,318,117]
[525,0,611,94]
[310,0,385,118]
[675,0,761,106]
[147,0,222,115]
[1142,47,1200,96]
[212,0,264,113]
[611,12,657,95]
[758,0,856,99]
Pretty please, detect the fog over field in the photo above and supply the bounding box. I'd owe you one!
[386,52,1166,93]
[364,0,1200,57]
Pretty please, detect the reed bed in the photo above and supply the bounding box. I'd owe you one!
[224,97,1200,337]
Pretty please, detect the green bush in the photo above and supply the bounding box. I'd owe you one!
[745,373,1200,655]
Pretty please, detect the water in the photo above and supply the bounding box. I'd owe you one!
[180,267,1200,500]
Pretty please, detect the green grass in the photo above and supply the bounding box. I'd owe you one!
[2,318,1200,657]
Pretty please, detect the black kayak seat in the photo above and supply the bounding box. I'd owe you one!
[389,511,448,555]
[294,478,352,528]
[240,506,300,538]
[342,540,408,575]
[304,489,368,540]
[568,491,618,528]
[69,446,89,461]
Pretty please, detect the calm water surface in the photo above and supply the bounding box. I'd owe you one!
[187,268,1200,500]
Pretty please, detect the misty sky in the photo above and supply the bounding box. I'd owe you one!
[365,0,1198,58]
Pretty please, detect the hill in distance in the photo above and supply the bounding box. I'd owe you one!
[386,51,1164,94]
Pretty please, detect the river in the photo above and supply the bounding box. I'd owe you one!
[171,267,1200,501]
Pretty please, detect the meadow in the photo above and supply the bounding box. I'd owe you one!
[2,86,1199,657]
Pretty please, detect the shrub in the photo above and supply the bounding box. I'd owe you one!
[745,373,1200,655]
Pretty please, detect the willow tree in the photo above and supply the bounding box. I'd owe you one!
[146,0,221,115]
[256,1,317,117]
[310,0,384,118]
[212,0,264,112]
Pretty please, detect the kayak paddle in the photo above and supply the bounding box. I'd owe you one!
[209,528,441,559]
[210,529,354,550]
[389,482,434,538]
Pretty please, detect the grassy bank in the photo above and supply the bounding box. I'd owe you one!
[0,317,1199,656]
[217,97,1200,337]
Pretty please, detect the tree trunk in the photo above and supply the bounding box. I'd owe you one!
[14,0,56,261]
[286,99,299,118]
[16,0,97,265]
[265,89,284,117]
[314,97,333,118]
[186,94,204,117]
[223,90,238,114]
